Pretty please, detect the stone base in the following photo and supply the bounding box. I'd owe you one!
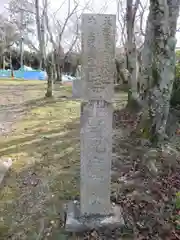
[64,201,124,232]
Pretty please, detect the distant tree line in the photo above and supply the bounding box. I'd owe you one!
[0,48,80,77]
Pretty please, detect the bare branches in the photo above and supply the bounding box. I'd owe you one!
[138,0,147,36]
[23,38,39,52]
[0,14,19,53]
[64,19,79,59]
[59,2,78,42]
[116,0,126,46]
[116,0,148,48]
[126,0,134,44]
[44,7,56,51]
[53,0,67,18]
[132,0,140,25]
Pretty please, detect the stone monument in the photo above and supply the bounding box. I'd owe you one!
[65,13,124,232]
[72,79,82,98]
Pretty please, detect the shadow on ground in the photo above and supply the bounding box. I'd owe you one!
[0,116,80,239]
[0,84,81,239]
[0,83,128,239]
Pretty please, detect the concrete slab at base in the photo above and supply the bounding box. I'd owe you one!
[64,201,124,232]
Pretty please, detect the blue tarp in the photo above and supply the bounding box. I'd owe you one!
[0,70,11,78]
[23,71,47,80]
[0,68,47,80]
[0,68,79,81]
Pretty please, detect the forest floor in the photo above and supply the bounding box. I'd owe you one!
[0,80,179,239]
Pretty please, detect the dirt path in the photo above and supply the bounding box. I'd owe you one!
[0,82,81,239]
[0,89,25,135]
[0,107,26,136]
[0,83,45,136]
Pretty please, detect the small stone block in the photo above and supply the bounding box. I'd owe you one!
[64,201,124,232]
[0,158,12,185]
[72,79,83,98]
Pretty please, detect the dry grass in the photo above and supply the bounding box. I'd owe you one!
[0,80,80,239]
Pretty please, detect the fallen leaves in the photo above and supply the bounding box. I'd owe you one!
[23,172,40,186]
[111,108,180,240]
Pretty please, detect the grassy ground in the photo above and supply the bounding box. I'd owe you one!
[0,80,81,239]
[2,79,179,239]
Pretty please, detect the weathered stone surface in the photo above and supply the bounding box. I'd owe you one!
[81,14,116,102]
[65,14,124,233]
[80,100,113,215]
[72,79,83,98]
[65,201,124,232]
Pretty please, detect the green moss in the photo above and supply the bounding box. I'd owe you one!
[152,62,159,88]
[127,96,141,112]
[141,119,154,140]
[0,222,9,238]
[170,62,180,107]
[176,192,180,210]
[142,125,151,139]
[170,50,180,107]
[175,192,180,230]
[137,110,159,145]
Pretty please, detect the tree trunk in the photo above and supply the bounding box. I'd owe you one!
[45,64,53,97]
[41,0,46,70]
[55,59,62,82]
[126,0,139,106]
[20,38,24,67]
[51,51,56,80]
[127,42,139,107]
[20,6,24,68]
[35,0,44,70]
[3,56,5,70]
[138,3,155,102]
[72,64,78,77]
[45,77,53,97]
[10,52,13,77]
[139,0,179,144]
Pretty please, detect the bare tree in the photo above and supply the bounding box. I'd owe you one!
[137,0,180,143]
[43,0,53,98]
[7,0,35,65]
[35,0,46,70]
[116,0,180,144]
[19,3,24,67]
[125,0,140,105]
[45,0,79,82]
[116,0,145,100]
[0,14,19,69]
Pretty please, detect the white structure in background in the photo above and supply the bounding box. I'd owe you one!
[62,74,77,83]
[23,65,33,70]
